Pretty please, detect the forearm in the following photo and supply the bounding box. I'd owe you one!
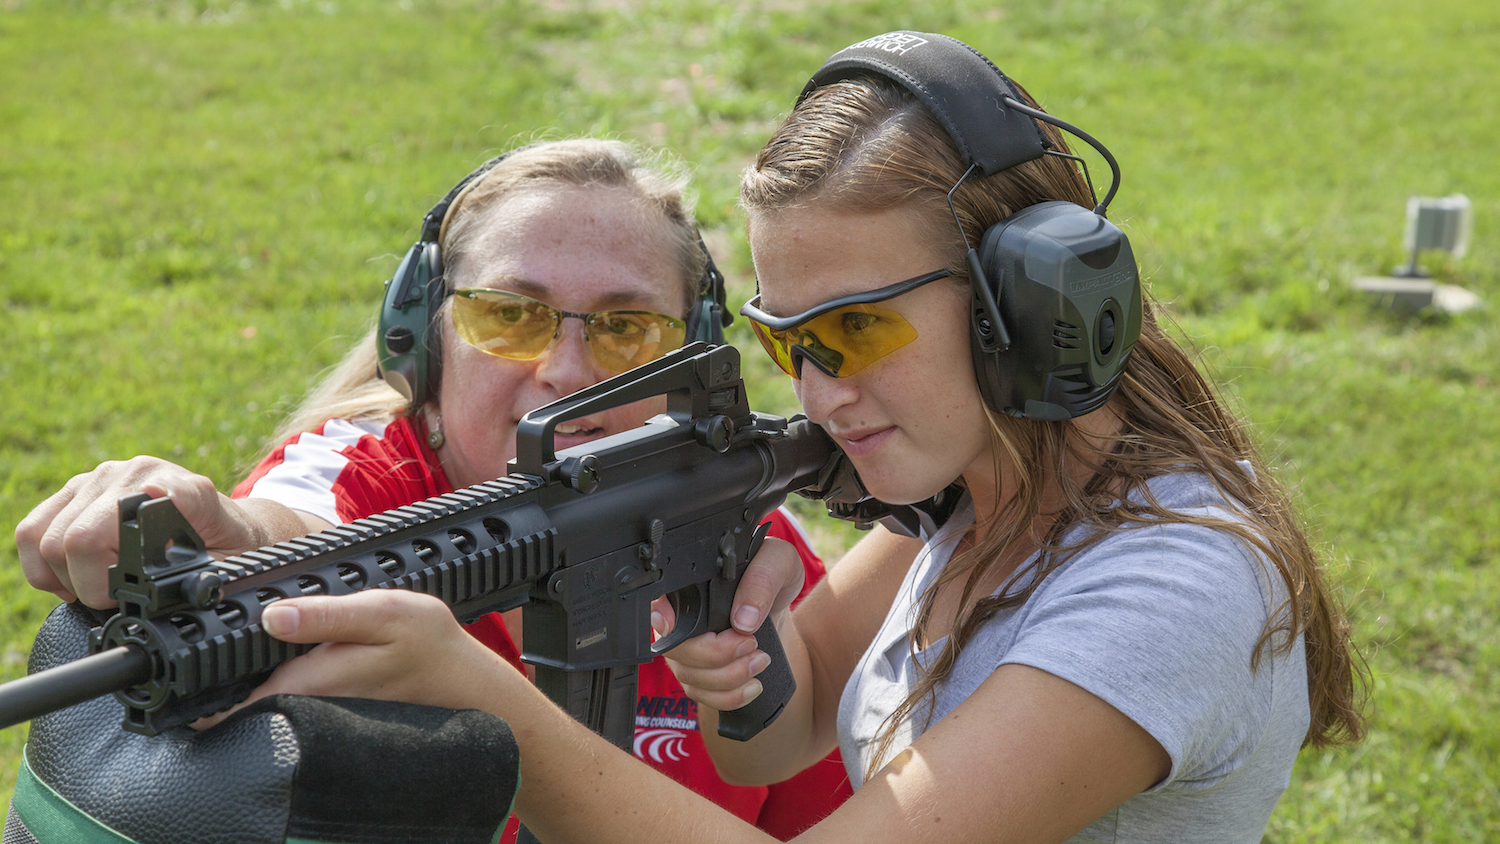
[233,496,333,549]
[497,666,774,844]
[696,529,919,781]
[681,529,919,786]
[251,591,778,844]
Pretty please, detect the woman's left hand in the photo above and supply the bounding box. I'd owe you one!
[197,590,511,728]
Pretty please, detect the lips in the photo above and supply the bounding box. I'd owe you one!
[830,425,894,458]
[551,419,606,451]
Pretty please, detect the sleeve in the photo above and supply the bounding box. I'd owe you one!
[993,520,1297,790]
[231,419,390,524]
[232,417,449,525]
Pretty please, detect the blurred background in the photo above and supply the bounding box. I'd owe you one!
[0,0,1495,839]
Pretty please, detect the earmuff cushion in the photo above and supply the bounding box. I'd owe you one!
[971,202,1142,419]
[376,240,443,406]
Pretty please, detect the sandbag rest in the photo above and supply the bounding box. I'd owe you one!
[5,602,520,844]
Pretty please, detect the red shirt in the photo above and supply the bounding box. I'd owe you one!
[234,416,852,839]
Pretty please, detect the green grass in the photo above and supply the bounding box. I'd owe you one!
[2,0,1498,840]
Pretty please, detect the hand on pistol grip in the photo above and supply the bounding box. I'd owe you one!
[651,526,797,741]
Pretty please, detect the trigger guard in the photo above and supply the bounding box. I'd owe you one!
[650,589,702,655]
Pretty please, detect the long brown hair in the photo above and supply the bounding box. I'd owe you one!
[742,75,1366,780]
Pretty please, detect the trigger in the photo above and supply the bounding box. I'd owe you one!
[650,590,698,655]
[651,621,694,655]
[746,520,771,562]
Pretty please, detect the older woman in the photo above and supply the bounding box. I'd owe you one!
[15,138,848,840]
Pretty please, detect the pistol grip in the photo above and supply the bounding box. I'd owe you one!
[716,618,796,742]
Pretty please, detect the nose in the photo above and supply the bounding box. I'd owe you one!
[792,361,858,427]
[534,318,604,398]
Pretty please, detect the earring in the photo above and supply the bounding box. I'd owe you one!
[427,413,445,450]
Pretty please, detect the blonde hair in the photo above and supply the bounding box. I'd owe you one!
[742,76,1366,781]
[269,139,704,446]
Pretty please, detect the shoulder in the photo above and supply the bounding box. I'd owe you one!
[232,418,389,498]
[1024,471,1280,664]
[993,470,1308,787]
[1052,468,1278,611]
[233,416,451,523]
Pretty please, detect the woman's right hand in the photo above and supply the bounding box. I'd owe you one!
[654,536,806,713]
[15,457,276,608]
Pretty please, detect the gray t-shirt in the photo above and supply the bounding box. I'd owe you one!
[838,467,1310,843]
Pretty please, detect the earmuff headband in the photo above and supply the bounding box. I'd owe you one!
[431,151,522,246]
[799,31,1049,177]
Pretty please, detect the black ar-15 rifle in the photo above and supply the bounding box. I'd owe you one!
[0,343,890,750]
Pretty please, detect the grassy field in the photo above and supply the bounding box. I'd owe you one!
[1,0,1497,840]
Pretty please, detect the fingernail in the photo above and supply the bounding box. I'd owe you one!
[749,651,771,676]
[262,604,299,638]
[733,605,760,633]
[741,679,763,703]
[734,638,758,658]
[651,610,666,638]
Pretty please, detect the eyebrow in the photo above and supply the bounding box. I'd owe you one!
[475,275,674,312]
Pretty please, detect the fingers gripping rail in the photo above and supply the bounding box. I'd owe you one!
[98,474,559,735]
[0,344,878,747]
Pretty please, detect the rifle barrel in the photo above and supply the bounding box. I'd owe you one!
[0,645,152,731]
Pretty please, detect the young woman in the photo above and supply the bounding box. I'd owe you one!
[15,139,848,840]
[35,36,1364,844]
[663,35,1366,841]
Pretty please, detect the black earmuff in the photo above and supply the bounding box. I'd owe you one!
[376,153,506,407]
[802,31,1142,420]
[686,231,732,347]
[375,235,445,407]
[375,150,731,407]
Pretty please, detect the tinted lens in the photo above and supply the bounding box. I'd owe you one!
[749,320,802,377]
[454,289,686,372]
[452,290,559,359]
[750,304,917,379]
[585,311,687,373]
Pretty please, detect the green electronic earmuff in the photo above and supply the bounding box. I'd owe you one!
[801,32,1142,420]
[375,154,502,407]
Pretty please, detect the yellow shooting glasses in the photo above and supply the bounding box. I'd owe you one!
[741,269,952,379]
[452,288,688,374]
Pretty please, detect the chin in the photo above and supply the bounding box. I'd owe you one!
[854,466,955,508]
